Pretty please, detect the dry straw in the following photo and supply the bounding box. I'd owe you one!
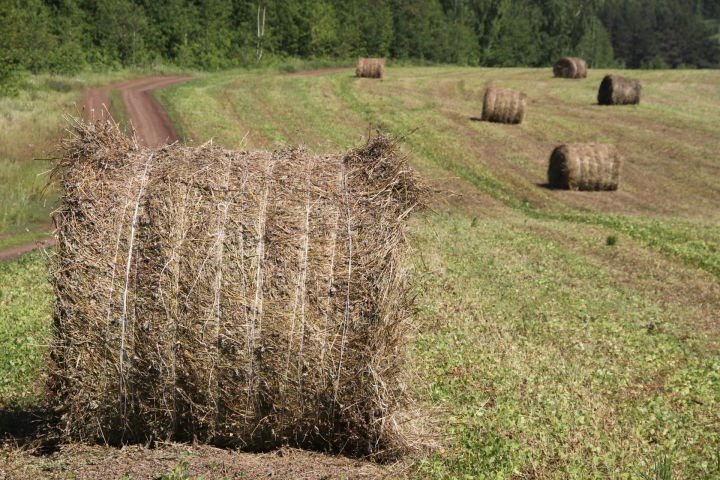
[553,57,588,79]
[47,118,428,460]
[356,58,385,79]
[547,143,623,191]
[481,87,527,124]
[598,74,641,105]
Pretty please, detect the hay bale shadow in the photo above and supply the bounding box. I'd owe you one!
[0,406,57,453]
[536,182,562,190]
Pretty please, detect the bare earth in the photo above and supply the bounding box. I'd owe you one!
[0,238,56,262]
[0,444,394,480]
[83,76,193,147]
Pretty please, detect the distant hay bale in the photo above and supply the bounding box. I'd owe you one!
[597,74,641,105]
[47,119,427,459]
[547,143,623,191]
[356,58,385,79]
[481,87,527,124]
[553,57,588,79]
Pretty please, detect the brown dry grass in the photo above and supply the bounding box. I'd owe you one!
[553,57,588,79]
[0,443,394,479]
[480,87,527,124]
[598,74,641,105]
[47,118,428,460]
[356,58,386,79]
[547,143,622,191]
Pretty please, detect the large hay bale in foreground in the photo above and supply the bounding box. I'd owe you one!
[547,143,623,191]
[553,57,588,79]
[48,120,426,459]
[597,74,641,105]
[356,58,385,79]
[481,87,527,124]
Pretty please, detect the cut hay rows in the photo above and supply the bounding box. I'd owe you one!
[553,57,588,79]
[547,143,623,191]
[598,74,641,105]
[47,119,427,459]
[481,87,527,124]
[356,58,385,79]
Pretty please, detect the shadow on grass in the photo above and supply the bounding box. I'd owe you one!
[536,182,564,190]
[0,406,57,453]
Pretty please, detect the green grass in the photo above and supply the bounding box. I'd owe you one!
[108,89,129,133]
[1,66,719,479]
[0,251,52,407]
[153,87,192,143]
[410,213,720,479]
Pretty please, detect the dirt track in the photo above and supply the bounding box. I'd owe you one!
[0,238,56,262]
[83,76,192,147]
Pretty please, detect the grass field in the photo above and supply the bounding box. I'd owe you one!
[1,66,719,479]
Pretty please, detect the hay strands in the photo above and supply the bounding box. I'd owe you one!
[47,118,432,461]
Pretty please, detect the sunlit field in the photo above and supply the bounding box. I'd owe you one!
[1,66,719,478]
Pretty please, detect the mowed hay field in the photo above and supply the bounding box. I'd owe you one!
[2,67,720,479]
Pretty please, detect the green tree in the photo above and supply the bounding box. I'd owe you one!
[306,0,340,56]
[389,0,452,61]
[94,0,149,66]
[0,3,26,94]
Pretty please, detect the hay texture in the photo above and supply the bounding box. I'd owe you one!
[356,58,385,79]
[547,143,623,191]
[553,57,587,79]
[48,119,426,459]
[481,87,527,124]
[597,74,641,105]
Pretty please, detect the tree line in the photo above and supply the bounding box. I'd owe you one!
[2,0,719,90]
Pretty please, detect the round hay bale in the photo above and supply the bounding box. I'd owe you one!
[597,74,641,105]
[553,57,588,79]
[547,143,623,191]
[356,58,385,79]
[481,87,527,124]
[47,119,427,459]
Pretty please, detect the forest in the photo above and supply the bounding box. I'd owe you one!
[2,0,720,92]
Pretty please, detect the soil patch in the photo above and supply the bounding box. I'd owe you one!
[0,238,55,261]
[81,76,192,147]
[0,444,395,479]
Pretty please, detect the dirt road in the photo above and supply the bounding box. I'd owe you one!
[0,76,191,262]
[83,76,192,147]
[0,238,56,262]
